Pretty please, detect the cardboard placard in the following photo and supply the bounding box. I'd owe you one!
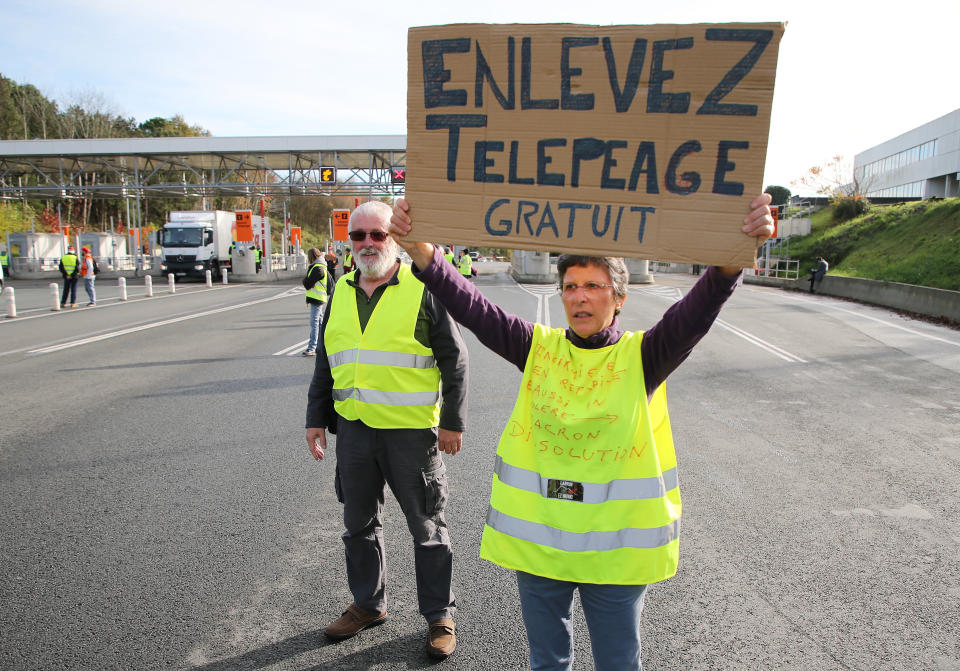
[406,23,784,267]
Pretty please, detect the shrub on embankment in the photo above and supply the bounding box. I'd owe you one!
[787,197,960,292]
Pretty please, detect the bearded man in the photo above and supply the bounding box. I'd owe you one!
[305,200,469,659]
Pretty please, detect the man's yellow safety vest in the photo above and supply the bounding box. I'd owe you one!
[325,264,441,429]
[61,253,78,274]
[480,324,680,585]
[458,255,472,276]
[305,262,328,303]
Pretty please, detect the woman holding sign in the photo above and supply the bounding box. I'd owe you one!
[390,193,772,670]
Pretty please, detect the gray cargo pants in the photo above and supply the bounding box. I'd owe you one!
[333,417,456,622]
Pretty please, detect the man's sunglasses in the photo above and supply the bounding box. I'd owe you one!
[348,230,390,242]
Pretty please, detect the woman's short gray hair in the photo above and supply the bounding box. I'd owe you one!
[556,255,629,308]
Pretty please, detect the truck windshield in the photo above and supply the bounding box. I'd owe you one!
[162,227,203,247]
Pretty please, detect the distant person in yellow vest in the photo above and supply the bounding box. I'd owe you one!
[390,193,774,671]
[443,247,455,265]
[254,245,262,273]
[305,200,468,660]
[343,250,353,274]
[58,245,80,308]
[456,249,473,278]
[301,248,329,356]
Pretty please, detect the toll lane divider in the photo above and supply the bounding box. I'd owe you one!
[29,288,300,355]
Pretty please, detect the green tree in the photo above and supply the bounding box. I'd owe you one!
[764,185,791,206]
[139,115,210,137]
[0,75,24,139]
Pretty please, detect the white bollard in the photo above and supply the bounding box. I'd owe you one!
[221,268,228,285]
[145,275,154,297]
[205,270,212,287]
[50,283,61,311]
[119,277,128,301]
[168,273,176,294]
[4,287,15,318]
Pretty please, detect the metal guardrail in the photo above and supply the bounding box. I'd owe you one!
[10,253,309,275]
[10,255,159,273]
[755,258,799,280]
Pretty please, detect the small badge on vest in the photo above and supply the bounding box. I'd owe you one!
[547,479,584,502]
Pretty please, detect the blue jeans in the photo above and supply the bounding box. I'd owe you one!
[307,301,325,351]
[516,571,647,671]
[83,277,96,304]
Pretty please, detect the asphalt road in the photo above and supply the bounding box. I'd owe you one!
[1,267,958,670]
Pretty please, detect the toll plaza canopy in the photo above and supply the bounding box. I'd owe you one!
[0,135,407,200]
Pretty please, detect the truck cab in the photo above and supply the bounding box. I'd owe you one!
[160,211,235,277]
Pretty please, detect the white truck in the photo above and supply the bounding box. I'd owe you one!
[160,210,236,278]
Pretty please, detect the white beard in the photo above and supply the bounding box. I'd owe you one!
[355,244,396,278]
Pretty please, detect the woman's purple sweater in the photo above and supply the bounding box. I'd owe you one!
[412,247,739,400]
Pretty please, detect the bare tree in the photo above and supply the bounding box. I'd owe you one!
[791,154,874,198]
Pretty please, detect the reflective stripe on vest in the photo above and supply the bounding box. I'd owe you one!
[305,262,328,302]
[325,264,441,429]
[486,508,679,552]
[332,387,439,406]
[61,254,78,273]
[328,348,435,369]
[479,324,680,585]
[494,455,678,503]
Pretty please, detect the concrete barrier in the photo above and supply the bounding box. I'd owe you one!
[744,274,960,323]
[512,253,656,285]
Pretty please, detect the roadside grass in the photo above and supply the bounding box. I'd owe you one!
[785,198,960,291]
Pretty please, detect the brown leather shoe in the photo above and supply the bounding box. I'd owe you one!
[426,618,456,658]
[324,604,387,640]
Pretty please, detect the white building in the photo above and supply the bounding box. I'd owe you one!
[854,108,960,199]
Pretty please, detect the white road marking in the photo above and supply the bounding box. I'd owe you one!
[783,292,960,348]
[714,318,808,363]
[274,340,309,356]
[519,283,556,328]
[28,288,299,354]
[634,285,807,363]
[0,283,247,322]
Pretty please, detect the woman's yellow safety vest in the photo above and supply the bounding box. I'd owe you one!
[458,255,472,276]
[480,324,680,585]
[325,264,441,429]
[305,263,328,303]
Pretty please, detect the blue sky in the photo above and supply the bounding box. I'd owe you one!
[3,0,958,191]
